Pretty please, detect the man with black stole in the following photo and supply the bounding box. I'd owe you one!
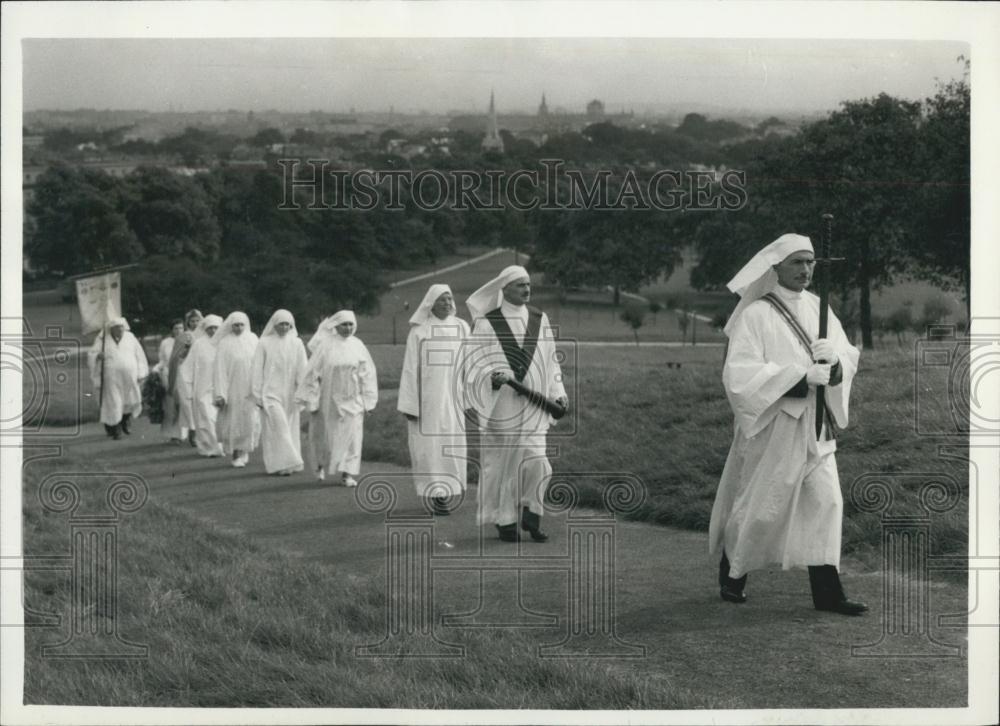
[708,233,868,615]
[466,266,568,542]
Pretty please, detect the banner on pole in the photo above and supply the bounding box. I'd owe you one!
[75,272,122,335]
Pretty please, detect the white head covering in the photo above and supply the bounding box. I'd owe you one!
[106,316,129,331]
[723,233,814,337]
[212,311,252,347]
[466,265,529,321]
[198,314,223,336]
[409,284,453,326]
[308,310,357,352]
[262,309,297,337]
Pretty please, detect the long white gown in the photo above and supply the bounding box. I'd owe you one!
[398,315,470,497]
[299,334,378,476]
[184,333,223,456]
[708,284,860,579]
[213,325,260,456]
[251,328,307,473]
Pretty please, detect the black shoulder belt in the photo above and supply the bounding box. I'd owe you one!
[485,306,543,383]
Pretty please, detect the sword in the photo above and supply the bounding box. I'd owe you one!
[814,213,844,439]
[504,378,568,420]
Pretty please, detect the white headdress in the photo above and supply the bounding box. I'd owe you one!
[212,311,252,347]
[409,284,453,326]
[198,314,223,335]
[262,309,297,337]
[308,310,357,352]
[723,233,813,337]
[466,265,529,321]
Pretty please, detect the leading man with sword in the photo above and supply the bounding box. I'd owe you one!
[708,224,868,615]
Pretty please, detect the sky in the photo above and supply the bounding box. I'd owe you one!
[22,37,969,116]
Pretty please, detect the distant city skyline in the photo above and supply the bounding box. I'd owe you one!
[23,38,968,117]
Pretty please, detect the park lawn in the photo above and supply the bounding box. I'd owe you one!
[21,454,717,709]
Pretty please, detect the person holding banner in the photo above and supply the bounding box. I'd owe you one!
[182,314,224,457]
[465,266,567,543]
[708,233,867,616]
[213,311,261,468]
[251,309,308,476]
[88,317,149,440]
[398,284,471,514]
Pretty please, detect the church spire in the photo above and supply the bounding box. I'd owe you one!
[482,88,504,152]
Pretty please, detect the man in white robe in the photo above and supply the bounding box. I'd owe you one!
[297,311,377,487]
[182,314,224,457]
[466,266,567,542]
[213,311,261,467]
[87,317,149,440]
[708,233,868,615]
[252,309,308,476]
[398,284,471,514]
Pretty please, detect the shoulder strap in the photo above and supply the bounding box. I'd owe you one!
[761,293,813,354]
[761,293,838,441]
[485,307,541,383]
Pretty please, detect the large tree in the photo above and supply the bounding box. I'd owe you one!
[26,164,140,275]
[690,93,927,348]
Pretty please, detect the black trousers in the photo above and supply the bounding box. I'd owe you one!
[719,552,845,607]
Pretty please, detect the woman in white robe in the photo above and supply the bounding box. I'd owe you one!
[87,317,149,439]
[212,311,261,467]
[251,309,308,475]
[182,314,223,457]
[297,310,377,486]
[397,284,470,512]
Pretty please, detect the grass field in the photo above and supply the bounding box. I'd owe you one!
[362,342,969,570]
[21,454,718,709]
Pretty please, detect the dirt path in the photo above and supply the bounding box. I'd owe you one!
[28,418,969,710]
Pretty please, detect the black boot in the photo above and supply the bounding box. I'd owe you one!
[188,429,197,447]
[719,551,748,604]
[104,424,116,438]
[496,523,519,542]
[520,506,549,542]
[808,565,868,616]
[120,414,132,435]
[431,496,451,516]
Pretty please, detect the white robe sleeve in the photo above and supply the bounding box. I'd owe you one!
[250,341,266,407]
[359,343,378,412]
[129,333,149,381]
[397,326,422,417]
[540,313,566,402]
[213,342,230,404]
[295,345,323,412]
[87,333,103,390]
[823,311,860,429]
[723,303,809,438]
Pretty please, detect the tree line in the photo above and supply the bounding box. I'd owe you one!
[25,67,968,346]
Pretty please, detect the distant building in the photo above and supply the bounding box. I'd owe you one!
[481,91,504,153]
[538,93,549,117]
[586,99,606,120]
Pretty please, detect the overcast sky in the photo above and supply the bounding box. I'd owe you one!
[23,38,968,115]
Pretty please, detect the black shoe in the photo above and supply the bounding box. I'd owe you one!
[720,583,748,603]
[816,598,869,616]
[496,523,519,542]
[188,430,197,447]
[431,496,451,516]
[112,427,122,441]
[104,424,116,438]
[120,414,132,435]
[520,506,549,543]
